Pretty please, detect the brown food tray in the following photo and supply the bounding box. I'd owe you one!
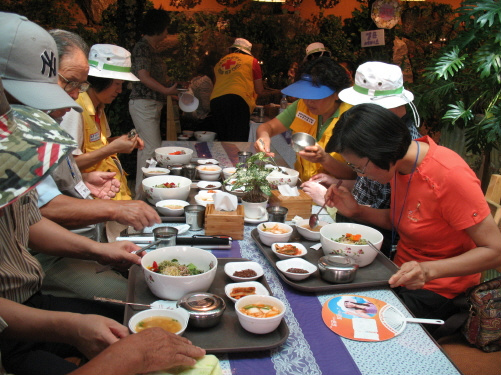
[251,227,399,292]
[124,258,289,353]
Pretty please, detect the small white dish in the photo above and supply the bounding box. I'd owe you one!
[271,242,308,260]
[194,192,215,207]
[197,158,219,165]
[141,167,170,177]
[276,258,318,281]
[244,213,269,224]
[128,307,190,335]
[225,281,270,303]
[155,199,189,216]
[222,167,237,180]
[196,165,222,181]
[197,180,222,190]
[224,261,264,282]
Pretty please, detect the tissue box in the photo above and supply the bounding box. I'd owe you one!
[204,204,244,240]
[269,190,312,220]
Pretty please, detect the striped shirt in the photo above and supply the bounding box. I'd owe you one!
[0,190,44,303]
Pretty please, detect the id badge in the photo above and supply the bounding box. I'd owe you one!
[75,180,91,199]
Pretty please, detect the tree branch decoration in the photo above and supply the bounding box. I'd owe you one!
[216,0,247,7]
[314,0,340,9]
[169,0,202,9]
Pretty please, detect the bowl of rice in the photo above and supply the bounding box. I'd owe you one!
[141,246,218,300]
[319,223,383,267]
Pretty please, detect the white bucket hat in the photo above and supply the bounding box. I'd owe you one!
[338,61,414,109]
[304,42,331,61]
[178,91,199,113]
[231,38,253,56]
[0,13,82,113]
[88,44,139,81]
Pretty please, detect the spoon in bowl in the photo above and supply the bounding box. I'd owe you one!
[309,179,342,229]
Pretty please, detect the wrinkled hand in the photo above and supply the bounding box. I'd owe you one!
[72,314,129,359]
[83,171,120,199]
[110,134,141,154]
[324,182,359,217]
[389,261,430,290]
[309,173,338,188]
[114,200,161,230]
[95,241,142,270]
[301,180,327,206]
[298,144,326,164]
[254,137,275,157]
[110,328,205,374]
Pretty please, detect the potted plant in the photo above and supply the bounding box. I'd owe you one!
[224,152,273,203]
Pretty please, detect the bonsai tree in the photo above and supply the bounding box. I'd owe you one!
[419,0,501,190]
[225,152,273,203]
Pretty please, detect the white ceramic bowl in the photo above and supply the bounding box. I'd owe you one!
[197,180,222,190]
[128,308,190,335]
[276,258,318,281]
[265,166,299,188]
[142,175,192,205]
[196,165,222,181]
[194,131,216,142]
[141,167,170,178]
[320,223,383,267]
[224,261,264,282]
[225,281,270,303]
[194,192,215,207]
[155,199,190,216]
[257,222,293,246]
[222,167,237,180]
[271,242,308,260]
[155,146,193,166]
[235,295,286,334]
[178,135,190,141]
[182,130,194,137]
[295,219,329,241]
[197,158,219,165]
[141,246,217,300]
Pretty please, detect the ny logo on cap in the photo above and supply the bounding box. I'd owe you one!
[40,50,57,78]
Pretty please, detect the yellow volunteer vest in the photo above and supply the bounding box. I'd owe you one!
[210,52,257,113]
[289,100,352,181]
[77,92,132,200]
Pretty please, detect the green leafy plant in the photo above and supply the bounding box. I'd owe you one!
[419,0,501,188]
[224,152,273,202]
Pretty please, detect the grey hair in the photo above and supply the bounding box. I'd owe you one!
[49,29,89,62]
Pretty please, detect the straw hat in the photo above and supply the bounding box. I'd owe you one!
[0,13,82,113]
[88,44,139,81]
[281,74,336,100]
[231,38,253,56]
[338,61,414,109]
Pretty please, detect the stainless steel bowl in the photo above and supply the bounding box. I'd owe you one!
[177,292,226,328]
[291,132,316,152]
[318,255,358,283]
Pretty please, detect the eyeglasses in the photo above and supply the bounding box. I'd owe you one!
[346,159,370,174]
[58,73,90,93]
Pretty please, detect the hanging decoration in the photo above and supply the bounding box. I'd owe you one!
[216,0,247,6]
[371,0,402,29]
[169,0,202,8]
[314,0,340,9]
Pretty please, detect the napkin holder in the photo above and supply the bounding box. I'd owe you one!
[269,189,312,220]
[204,204,244,240]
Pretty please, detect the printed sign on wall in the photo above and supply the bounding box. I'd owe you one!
[361,30,385,48]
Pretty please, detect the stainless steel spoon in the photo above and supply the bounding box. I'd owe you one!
[309,180,342,229]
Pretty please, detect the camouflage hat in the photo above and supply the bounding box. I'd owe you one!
[0,104,77,208]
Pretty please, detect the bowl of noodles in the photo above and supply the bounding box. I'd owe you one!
[142,175,192,205]
[319,223,383,267]
[141,246,218,300]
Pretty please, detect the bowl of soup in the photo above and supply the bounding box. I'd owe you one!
[155,199,190,216]
[295,219,328,241]
[128,308,190,335]
[319,223,383,267]
[196,165,222,181]
[235,295,286,334]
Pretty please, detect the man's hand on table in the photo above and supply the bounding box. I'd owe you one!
[111,200,161,231]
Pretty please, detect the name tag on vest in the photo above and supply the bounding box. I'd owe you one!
[296,111,315,125]
[89,132,100,142]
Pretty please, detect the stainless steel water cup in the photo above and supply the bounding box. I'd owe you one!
[238,151,252,165]
[153,226,178,248]
[267,206,288,223]
[184,205,206,231]
[182,163,198,180]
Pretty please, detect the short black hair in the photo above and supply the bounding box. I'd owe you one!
[87,76,113,93]
[326,103,411,170]
[142,8,169,36]
[298,56,351,94]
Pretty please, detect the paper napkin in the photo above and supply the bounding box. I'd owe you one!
[146,158,158,168]
[150,354,222,375]
[278,184,299,196]
[214,192,238,211]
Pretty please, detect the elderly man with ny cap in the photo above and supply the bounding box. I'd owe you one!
[210,38,265,141]
[0,13,160,302]
[0,76,206,375]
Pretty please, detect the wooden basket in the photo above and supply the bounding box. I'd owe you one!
[269,190,312,220]
[204,204,244,240]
